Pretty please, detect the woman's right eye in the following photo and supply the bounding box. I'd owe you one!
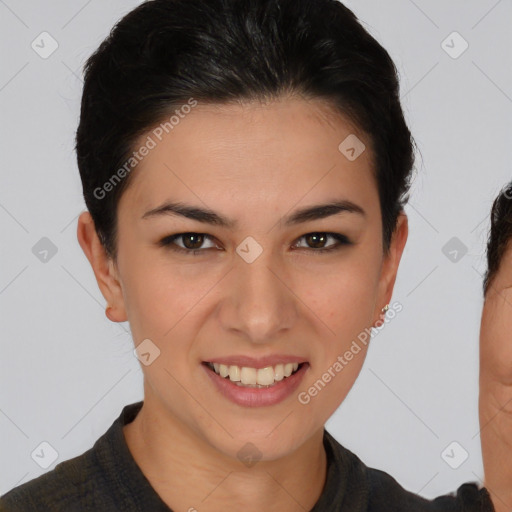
[159,233,219,255]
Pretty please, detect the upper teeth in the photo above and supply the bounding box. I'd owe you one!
[210,362,300,386]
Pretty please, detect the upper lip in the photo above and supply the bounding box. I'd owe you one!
[204,355,307,369]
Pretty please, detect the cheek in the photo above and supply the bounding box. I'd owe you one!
[481,295,512,365]
[118,244,212,337]
[296,262,377,390]
[297,335,370,428]
[304,258,381,336]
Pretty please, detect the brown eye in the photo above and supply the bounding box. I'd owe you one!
[294,232,351,253]
[159,232,218,254]
[180,233,206,250]
[305,233,329,249]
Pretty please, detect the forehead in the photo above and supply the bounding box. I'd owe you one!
[119,96,378,221]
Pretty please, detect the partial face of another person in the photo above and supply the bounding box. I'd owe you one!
[87,96,407,461]
[480,242,512,394]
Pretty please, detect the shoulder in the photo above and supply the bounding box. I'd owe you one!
[0,446,102,511]
[0,401,144,512]
[323,430,495,512]
[366,466,495,512]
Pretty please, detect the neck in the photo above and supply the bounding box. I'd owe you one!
[123,393,327,512]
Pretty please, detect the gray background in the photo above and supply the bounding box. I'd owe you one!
[1,0,511,501]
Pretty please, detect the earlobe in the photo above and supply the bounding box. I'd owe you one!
[77,211,127,322]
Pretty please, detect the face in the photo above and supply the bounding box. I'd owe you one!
[480,243,512,389]
[80,96,407,461]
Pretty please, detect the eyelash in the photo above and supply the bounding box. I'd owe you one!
[158,232,352,256]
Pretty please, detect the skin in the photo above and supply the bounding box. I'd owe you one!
[480,242,512,512]
[77,95,408,512]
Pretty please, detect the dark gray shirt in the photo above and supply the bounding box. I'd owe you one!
[0,401,496,511]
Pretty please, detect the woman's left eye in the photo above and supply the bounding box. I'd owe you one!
[158,232,351,255]
[292,232,352,253]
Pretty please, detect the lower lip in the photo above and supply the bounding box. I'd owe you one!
[202,363,309,407]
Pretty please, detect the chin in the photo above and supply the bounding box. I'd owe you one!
[199,417,314,463]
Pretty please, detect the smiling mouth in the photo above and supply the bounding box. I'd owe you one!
[203,361,306,388]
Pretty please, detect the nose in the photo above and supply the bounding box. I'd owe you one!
[218,249,297,344]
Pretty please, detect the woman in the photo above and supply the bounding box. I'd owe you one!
[0,0,497,510]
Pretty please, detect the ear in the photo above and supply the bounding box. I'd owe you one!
[372,212,408,325]
[76,211,127,322]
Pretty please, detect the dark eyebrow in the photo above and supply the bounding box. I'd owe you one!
[141,199,366,228]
